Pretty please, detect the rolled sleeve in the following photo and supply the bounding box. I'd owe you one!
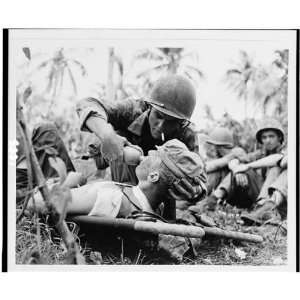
[76,97,108,132]
[76,96,145,132]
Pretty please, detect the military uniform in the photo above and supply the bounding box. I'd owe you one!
[16,123,75,203]
[197,127,260,208]
[240,118,287,225]
[206,150,262,209]
[76,96,199,184]
[246,145,287,201]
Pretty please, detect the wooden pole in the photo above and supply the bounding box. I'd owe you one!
[71,215,263,243]
[71,216,205,238]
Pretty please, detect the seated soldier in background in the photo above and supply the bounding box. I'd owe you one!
[191,127,261,212]
[28,139,206,221]
[231,118,287,225]
[16,122,85,204]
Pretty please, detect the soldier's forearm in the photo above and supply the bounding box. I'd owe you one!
[205,156,231,173]
[247,154,284,170]
[85,116,116,142]
[228,159,240,171]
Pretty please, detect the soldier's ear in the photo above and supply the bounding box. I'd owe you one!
[148,171,160,183]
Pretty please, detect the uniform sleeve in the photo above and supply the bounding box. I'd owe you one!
[76,97,146,132]
[76,97,109,132]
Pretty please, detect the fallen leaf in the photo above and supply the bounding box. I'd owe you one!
[273,256,284,265]
[235,248,247,260]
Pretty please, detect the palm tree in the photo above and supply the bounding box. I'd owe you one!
[264,49,288,116]
[250,49,288,117]
[132,47,204,94]
[106,47,129,101]
[37,48,87,99]
[225,50,257,118]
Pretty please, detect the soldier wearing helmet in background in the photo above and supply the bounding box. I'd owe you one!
[189,126,262,213]
[76,75,207,221]
[231,117,287,225]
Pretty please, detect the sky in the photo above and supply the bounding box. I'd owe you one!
[16,36,287,130]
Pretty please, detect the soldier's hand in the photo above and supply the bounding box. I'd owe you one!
[234,173,248,187]
[232,163,249,174]
[229,147,249,163]
[168,177,206,205]
[101,133,129,162]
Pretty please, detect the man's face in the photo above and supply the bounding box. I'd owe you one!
[216,145,232,158]
[135,151,159,181]
[260,130,281,152]
[148,108,183,140]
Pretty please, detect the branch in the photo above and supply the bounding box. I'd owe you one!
[16,96,85,264]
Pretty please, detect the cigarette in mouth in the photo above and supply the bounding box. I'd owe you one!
[161,132,165,142]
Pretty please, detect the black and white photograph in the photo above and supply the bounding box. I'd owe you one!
[4,29,298,270]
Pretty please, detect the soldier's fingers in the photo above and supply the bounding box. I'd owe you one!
[178,178,196,195]
[172,182,193,199]
[237,174,243,186]
[168,188,185,201]
[235,174,243,186]
[242,177,247,187]
[191,185,203,199]
[240,174,248,187]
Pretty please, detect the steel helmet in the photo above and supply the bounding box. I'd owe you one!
[147,75,196,121]
[206,127,234,148]
[256,118,284,144]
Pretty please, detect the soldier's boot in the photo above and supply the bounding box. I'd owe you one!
[241,200,281,226]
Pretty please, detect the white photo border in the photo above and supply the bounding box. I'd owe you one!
[5,28,299,271]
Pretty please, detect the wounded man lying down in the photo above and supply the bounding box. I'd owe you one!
[29,139,207,222]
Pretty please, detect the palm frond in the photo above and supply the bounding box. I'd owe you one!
[184,65,204,79]
[67,66,77,94]
[51,72,60,99]
[226,69,242,77]
[133,48,166,62]
[37,58,53,70]
[58,67,65,95]
[136,63,169,79]
[114,55,124,76]
[183,71,197,85]
[22,48,31,60]
[46,66,56,93]
[72,59,87,76]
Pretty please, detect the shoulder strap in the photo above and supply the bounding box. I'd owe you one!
[121,186,143,211]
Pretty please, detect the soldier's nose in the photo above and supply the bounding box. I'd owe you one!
[157,119,164,129]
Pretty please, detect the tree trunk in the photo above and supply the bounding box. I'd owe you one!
[107,47,115,102]
[244,96,248,119]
